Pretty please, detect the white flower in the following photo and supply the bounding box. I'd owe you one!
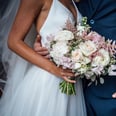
[78,67,88,74]
[108,65,116,76]
[54,30,74,41]
[71,49,91,66]
[77,25,85,32]
[79,40,97,56]
[76,25,86,36]
[82,57,91,64]
[85,71,94,79]
[71,49,84,62]
[50,41,69,60]
[92,49,110,67]
[74,62,81,69]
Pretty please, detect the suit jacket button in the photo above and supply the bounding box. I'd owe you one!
[90,19,95,24]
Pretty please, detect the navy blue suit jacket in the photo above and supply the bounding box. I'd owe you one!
[77,0,116,98]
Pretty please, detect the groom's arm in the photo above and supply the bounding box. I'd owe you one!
[34,35,49,58]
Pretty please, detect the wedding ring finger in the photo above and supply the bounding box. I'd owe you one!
[63,76,76,83]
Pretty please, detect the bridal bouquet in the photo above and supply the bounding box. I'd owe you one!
[46,17,116,95]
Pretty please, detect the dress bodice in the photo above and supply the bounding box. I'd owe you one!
[39,0,82,46]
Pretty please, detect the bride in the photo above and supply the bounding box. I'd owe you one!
[0,0,86,115]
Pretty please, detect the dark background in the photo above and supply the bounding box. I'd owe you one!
[0,0,10,18]
[0,0,10,97]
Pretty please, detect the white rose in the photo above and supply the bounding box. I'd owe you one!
[54,30,74,41]
[78,67,88,74]
[92,49,110,67]
[79,40,97,56]
[76,25,85,32]
[76,25,86,36]
[82,57,91,64]
[74,62,81,69]
[71,49,84,62]
[71,49,91,65]
[50,41,68,58]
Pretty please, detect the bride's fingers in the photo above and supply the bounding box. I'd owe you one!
[61,68,75,76]
[65,69,73,73]
[60,70,74,77]
[60,69,76,83]
[44,55,50,59]
[63,76,76,83]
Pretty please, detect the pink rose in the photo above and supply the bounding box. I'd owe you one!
[85,31,103,41]
[85,31,106,48]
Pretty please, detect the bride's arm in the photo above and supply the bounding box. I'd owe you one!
[8,0,76,83]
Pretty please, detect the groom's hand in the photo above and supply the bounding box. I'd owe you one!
[112,92,116,98]
[109,65,116,98]
[34,34,49,58]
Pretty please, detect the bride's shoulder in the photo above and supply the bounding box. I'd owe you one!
[18,0,47,17]
[38,0,53,12]
[20,0,46,10]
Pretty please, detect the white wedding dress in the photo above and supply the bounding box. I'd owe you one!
[0,0,86,116]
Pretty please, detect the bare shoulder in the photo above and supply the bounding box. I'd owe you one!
[19,0,46,13]
[8,0,51,40]
[8,0,47,43]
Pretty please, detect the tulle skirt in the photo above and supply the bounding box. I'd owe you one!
[0,65,87,116]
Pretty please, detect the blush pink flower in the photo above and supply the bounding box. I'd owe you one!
[85,31,107,49]
[85,31,102,40]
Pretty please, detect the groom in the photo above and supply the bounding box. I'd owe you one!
[76,0,116,116]
[34,0,116,115]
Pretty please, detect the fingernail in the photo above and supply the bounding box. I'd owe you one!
[112,94,116,98]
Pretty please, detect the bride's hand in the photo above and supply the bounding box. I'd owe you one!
[34,35,77,83]
[59,68,76,83]
[49,64,76,83]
